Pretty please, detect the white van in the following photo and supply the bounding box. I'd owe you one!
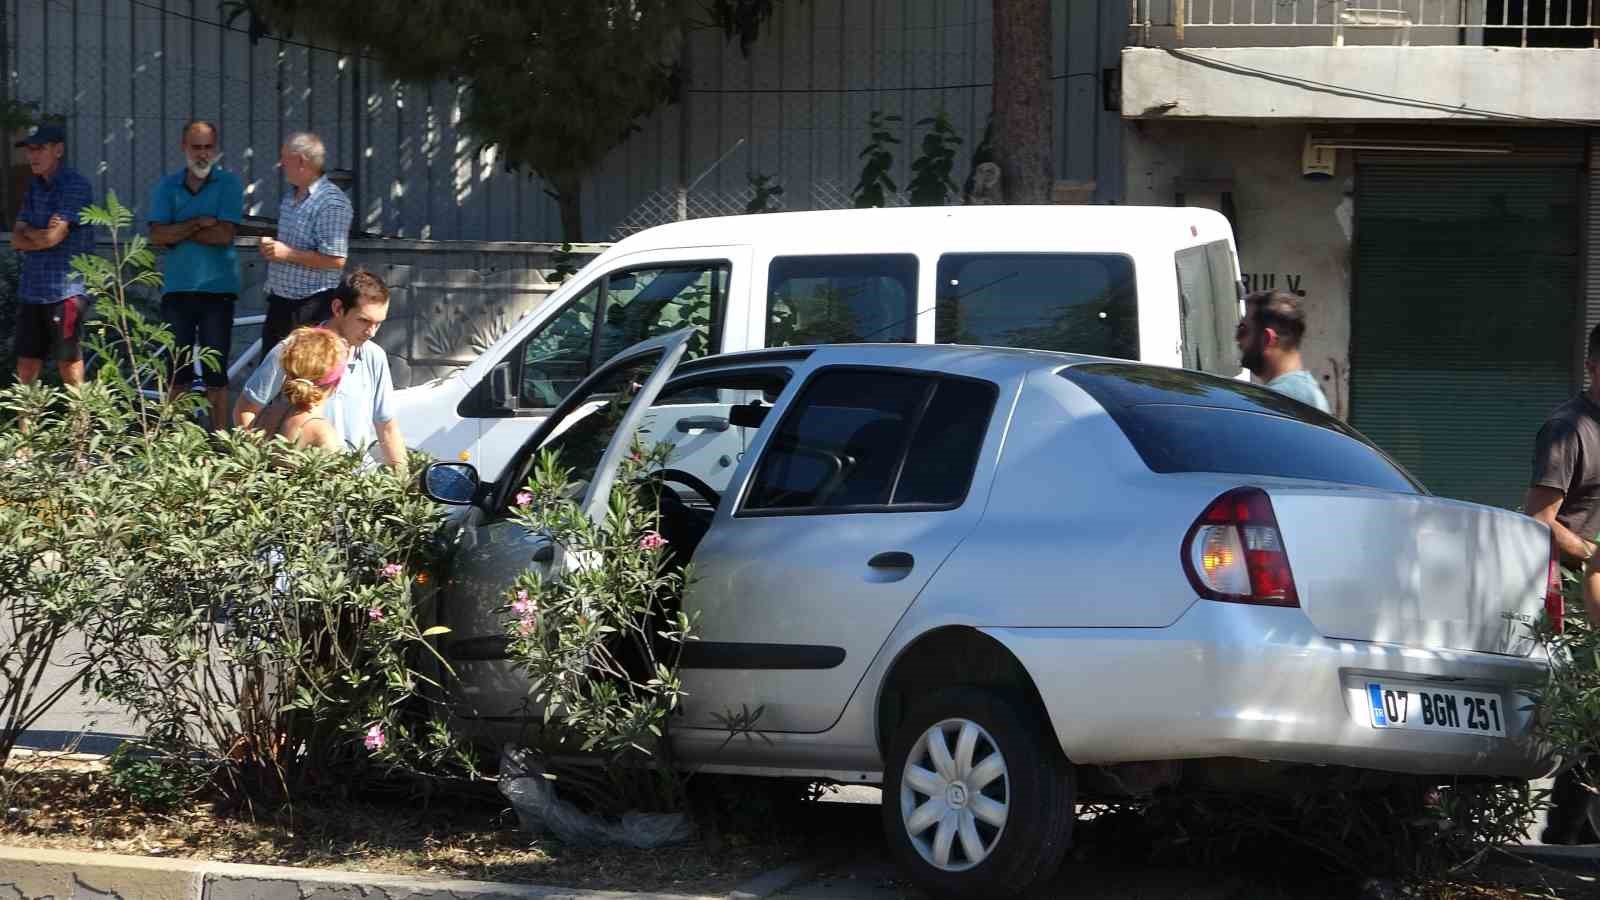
[393,205,1245,479]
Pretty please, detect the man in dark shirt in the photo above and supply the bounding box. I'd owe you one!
[1525,321,1600,845]
[1527,322,1600,625]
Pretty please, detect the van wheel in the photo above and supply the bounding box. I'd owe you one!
[881,688,1075,898]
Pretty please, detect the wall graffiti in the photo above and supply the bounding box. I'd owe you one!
[1242,273,1306,297]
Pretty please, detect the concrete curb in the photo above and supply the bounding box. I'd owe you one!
[0,846,723,899]
[1506,843,1600,869]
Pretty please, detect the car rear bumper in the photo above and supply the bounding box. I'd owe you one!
[982,601,1556,779]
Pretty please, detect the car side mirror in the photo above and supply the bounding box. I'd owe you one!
[488,361,514,411]
[729,401,769,430]
[424,461,481,505]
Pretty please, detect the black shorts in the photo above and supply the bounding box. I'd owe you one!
[162,292,237,388]
[14,296,90,363]
[263,288,339,355]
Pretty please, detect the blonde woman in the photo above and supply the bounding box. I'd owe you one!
[249,326,347,451]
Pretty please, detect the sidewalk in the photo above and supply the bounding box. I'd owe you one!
[0,846,725,900]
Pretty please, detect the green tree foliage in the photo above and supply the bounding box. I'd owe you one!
[851,112,901,209]
[242,1,680,241]
[240,1,783,241]
[907,112,963,207]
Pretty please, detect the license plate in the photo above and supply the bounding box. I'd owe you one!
[1366,682,1505,737]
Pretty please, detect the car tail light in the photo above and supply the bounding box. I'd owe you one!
[1182,488,1299,607]
[1546,552,1565,634]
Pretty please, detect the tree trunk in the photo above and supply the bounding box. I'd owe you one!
[553,172,584,242]
[992,0,1054,204]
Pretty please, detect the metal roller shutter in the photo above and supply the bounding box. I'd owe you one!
[1588,132,1600,364]
[1350,162,1583,510]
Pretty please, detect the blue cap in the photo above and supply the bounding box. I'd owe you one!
[15,124,66,147]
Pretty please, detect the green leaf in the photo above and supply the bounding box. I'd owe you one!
[421,625,452,637]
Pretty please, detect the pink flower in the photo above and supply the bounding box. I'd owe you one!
[368,608,385,622]
[638,532,667,551]
[511,589,536,616]
[515,490,534,507]
[364,724,385,751]
[379,563,403,579]
[517,615,538,636]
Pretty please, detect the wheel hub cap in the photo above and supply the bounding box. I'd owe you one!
[946,783,968,808]
[899,717,1010,873]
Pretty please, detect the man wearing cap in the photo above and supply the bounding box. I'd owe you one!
[9,123,95,386]
[148,120,244,430]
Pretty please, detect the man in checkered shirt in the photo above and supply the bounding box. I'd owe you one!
[10,123,95,386]
[259,131,352,353]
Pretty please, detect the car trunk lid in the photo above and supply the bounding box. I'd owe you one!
[1268,486,1549,657]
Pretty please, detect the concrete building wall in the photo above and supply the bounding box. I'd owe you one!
[1121,46,1600,122]
[1125,121,1353,415]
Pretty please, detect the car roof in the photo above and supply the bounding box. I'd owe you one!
[673,341,1136,382]
[608,205,1234,255]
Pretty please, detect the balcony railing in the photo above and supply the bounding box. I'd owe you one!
[1129,0,1600,47]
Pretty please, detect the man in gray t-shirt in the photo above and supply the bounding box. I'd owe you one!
[1525,322,1600,846]
[1235,289,1331,414]
[234,269,405,469]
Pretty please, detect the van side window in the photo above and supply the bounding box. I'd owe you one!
[766,254,918,347]
[935,253,1138,361]
[518,261,730,410]
[1175,241,1242,375]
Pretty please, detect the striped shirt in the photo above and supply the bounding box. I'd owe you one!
[266,176,352,299]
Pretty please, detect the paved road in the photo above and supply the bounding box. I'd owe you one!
[11,632,140,756]
[772,785,1574,898]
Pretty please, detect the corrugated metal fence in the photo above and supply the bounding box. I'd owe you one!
[4,0,1120,242]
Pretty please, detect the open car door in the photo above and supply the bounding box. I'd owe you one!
[434,329,694,721]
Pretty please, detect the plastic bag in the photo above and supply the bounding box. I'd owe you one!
[497,744,694,849]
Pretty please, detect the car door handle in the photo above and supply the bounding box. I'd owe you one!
[868,551,915,570]
[676,416,730,433]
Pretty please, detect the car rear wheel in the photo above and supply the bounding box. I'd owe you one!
[881,688,1075,898]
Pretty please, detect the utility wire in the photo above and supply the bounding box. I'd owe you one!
[121,0,365,58]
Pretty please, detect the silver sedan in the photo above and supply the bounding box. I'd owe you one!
[424,331,1558,898]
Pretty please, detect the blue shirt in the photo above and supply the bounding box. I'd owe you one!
[16,166,94,303]
[1266,369,1332,414]
[242,333,396,452]
[147,167,244,295]
[266,176,352,299]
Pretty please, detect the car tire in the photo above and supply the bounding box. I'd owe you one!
[881,687,1075,899]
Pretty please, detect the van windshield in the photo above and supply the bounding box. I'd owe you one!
[934,253,1138,360]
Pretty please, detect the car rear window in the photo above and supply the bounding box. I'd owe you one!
[1061,363,1420,493]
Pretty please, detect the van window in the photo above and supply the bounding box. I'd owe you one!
[934,253,1138,361]
[1175,241,1242,375]
[766,254,918,347]
[518,261,729,409]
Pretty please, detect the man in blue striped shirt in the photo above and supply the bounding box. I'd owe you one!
[259,131,351,354]
[10,123,94,386]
